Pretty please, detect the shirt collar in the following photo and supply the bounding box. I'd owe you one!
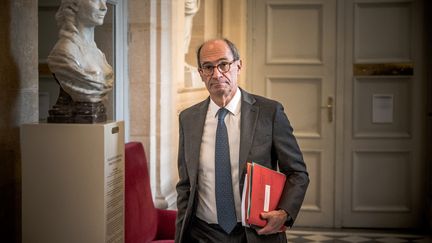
[209,87,242,117]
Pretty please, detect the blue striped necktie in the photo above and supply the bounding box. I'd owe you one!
[215,108,237,234]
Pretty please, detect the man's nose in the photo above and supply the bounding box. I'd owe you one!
[211,66,223,78]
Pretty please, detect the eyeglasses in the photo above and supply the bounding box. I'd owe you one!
[199,60,237,76]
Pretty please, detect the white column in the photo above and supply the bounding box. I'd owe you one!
[149,0,184,209]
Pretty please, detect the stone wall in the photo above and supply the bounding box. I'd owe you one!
[0,1,38,242]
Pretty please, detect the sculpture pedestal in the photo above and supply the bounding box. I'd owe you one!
[21,121,125,243]
[74,101,107,123]
[48,86,108,124]
[47,87,74,123]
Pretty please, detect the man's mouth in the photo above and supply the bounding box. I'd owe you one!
[211,82,226,87]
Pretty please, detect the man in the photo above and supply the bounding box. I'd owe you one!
[176,38,309,242]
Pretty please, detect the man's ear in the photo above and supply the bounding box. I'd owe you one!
[198,69,205,81]
[237,60,243,71]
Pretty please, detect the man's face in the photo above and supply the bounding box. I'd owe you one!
[77,0,107,27]
[198,40,242,99]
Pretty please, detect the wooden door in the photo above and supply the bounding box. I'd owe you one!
[248,0,337,227]
[248,0,425,228]
[341,0,425,228]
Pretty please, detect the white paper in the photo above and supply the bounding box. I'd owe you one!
[372,94,394,123]
[264,185,271,212]
[241,175,249,227]
[105,154,124,241]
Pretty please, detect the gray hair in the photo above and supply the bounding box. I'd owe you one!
[196,38,240,68]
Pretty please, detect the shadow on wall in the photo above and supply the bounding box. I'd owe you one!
[0,1,22,243]
[425,0,432,234]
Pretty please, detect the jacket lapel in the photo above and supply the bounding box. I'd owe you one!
[185,98,209,186]
[238,89,258,188]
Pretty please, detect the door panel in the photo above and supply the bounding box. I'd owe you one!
[249,0,337,227]
[248,0,425,228]
[342,0,424,228]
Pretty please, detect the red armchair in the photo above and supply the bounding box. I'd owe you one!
[125,142,176,243]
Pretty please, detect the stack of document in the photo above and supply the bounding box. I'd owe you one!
[241,162,286,227]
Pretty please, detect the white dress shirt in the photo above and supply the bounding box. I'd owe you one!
[196,88,242,224]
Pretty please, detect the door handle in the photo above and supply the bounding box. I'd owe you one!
[320,96,333,122]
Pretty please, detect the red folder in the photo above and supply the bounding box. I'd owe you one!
[244,162,286,227]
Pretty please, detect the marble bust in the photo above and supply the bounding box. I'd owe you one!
[47,0,113,123]
[184,0,202,88]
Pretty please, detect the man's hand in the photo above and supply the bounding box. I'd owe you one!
[256,209,288,235]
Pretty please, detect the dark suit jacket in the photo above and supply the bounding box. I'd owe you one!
[175,88,309,243]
